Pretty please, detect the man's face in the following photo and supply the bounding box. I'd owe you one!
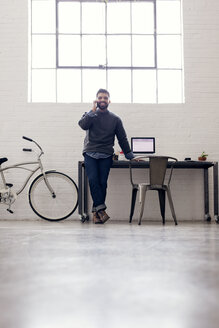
[96,92,110,110]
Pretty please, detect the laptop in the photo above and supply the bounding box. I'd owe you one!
[131,137,155,154]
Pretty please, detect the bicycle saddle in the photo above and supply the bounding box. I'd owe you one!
[0,157,8,165]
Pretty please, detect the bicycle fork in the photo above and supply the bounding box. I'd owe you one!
[43,171,57,198]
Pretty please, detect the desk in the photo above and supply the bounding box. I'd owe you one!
[78,160,219,223]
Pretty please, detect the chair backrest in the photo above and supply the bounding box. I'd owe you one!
[129,156,178,187]
[149,156,168,185]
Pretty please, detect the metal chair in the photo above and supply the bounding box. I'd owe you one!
[129,156,178,225]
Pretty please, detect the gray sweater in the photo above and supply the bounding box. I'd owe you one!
[78,109,132,157]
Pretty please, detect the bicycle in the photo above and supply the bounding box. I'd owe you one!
[0,136,78,221]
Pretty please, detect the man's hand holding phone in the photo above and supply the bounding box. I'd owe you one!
[92,100,98,112]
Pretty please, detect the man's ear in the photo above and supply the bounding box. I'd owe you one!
[108,100,111,104]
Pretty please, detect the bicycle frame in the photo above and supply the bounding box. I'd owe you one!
[0,136,56,197]
[0,161,41,195]
[0,136,79,220]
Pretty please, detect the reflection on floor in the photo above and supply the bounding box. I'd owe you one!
[0,220,219,328]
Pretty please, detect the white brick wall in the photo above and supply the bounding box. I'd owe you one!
[0,0,219,222]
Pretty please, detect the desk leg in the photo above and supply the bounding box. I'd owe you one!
[204,168,211,221]
[78,162,89,222]
[213,162,219,223]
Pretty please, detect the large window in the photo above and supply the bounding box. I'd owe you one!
[29,0,184,103]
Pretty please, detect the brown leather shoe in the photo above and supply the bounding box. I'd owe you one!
[98,210,110,223]
[93,212,103,224]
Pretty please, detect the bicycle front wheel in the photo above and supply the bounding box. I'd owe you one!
[29,171,78,221]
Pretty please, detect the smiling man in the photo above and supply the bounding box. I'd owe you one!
[78,88,134,224]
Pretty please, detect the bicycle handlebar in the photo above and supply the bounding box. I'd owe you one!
[22,136,44,156]
[23,148,32,152]
[23,136,33,142]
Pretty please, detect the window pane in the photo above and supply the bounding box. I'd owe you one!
[107,2,130,34]
[32,69,56,102]
[158,70,183,103]
[57,69,81,103]
[108,70,131,103]
[58,35,81,66]
[82,2,105,34]
[82,69,106,103]
[32,35,56,68]
[82,36,106,67]
[132,36,155,67]
[133,70,156,103]
[58,2,80,33]
[107,36,131,66]
[157,0,181,34]
[132,2,154,34]
[32,0,55,34]
[157,35,182,68]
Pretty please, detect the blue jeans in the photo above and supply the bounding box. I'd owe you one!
[84,154,113,212]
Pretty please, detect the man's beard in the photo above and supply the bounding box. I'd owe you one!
[97,102,109,110]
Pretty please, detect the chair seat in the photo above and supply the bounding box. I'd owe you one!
[0,158,8,165]
[139,183,166,190]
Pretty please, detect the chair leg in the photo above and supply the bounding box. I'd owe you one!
[129,188,138,223]
[166,187,178,225]
[138,186,147,225]
[158,190,166,225]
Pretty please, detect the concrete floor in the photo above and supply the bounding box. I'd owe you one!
[0,220,219,328]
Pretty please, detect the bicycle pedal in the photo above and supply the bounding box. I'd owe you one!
[7,209,14,214]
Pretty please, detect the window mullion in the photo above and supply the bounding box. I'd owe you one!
[56,0,59,102]
[80,1,83,102]
[130,1,133,103]
[105,1,108,90]
[154,0,158,103]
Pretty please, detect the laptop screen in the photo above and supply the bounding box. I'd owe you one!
[131,137,155,154]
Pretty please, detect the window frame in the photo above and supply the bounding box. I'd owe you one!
[29,0,184,104]
[56,0,157,71]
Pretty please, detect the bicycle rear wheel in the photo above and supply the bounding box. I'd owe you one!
[29,171,78,221]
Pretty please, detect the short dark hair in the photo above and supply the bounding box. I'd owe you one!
[96,88,110,98]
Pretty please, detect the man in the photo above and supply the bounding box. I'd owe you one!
[78,88,134,224]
